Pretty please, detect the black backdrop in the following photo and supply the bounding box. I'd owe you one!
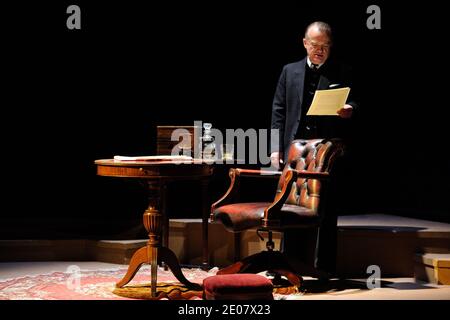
[2,1,449,238]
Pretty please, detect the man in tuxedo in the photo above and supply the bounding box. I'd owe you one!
[270,21,359,277]
[271,21,358,166]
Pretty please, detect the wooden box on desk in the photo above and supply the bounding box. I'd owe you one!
[156,125,199,155]
[414,253,450,285]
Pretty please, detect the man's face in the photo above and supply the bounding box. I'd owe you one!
[303,28,331,65]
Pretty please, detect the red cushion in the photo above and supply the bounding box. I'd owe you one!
[203,274,273,300]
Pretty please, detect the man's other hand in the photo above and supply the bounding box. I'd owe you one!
[337,104,353,119]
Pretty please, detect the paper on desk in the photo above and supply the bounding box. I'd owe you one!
[306,87,351,116]
[113,155,193,161]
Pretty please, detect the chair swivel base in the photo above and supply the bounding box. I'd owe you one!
[217,250,303,288]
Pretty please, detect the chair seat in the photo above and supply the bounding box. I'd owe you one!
[213,202,320,232]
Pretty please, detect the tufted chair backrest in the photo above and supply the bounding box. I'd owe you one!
[276,139,345,212]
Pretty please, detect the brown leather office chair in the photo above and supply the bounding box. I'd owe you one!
[210,138,345,287]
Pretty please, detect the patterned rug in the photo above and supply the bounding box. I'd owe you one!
[0,266,299,300]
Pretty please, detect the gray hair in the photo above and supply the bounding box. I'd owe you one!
[304,21,333,43]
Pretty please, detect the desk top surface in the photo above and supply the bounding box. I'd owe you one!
[95,159,216,178]
[95,159,214,167]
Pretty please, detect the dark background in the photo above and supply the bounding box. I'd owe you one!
[2,1,449,239]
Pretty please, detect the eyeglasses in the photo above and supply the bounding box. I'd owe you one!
[307,40,331,51]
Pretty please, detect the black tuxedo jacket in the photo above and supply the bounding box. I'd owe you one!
[271,57,358,160]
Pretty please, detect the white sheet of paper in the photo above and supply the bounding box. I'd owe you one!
[306,87,351,116]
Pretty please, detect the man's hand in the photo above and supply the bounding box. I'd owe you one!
[337,104,353,119]
[270,152,284,170]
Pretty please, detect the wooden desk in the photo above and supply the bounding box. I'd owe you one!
[95,159,213,297]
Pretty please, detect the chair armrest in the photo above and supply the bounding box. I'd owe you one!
[262,169,298,227]
[234,169,282,178]
[210,168,281,220]
[210,169,240,220]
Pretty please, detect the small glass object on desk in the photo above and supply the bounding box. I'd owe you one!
[220,143,234,162]
[201,123,216,160]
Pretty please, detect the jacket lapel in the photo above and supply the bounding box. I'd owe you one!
[294,58,307,120]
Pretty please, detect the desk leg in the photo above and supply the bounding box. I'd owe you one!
[145,208,161,297]
[201,179,209,270]
[115,246,147,288]
[116,181,162,298]
[115,179,203,297]
[159,247,202,291]
[160,182,169,271]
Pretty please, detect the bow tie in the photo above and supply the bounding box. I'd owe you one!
[310,63,319,71]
